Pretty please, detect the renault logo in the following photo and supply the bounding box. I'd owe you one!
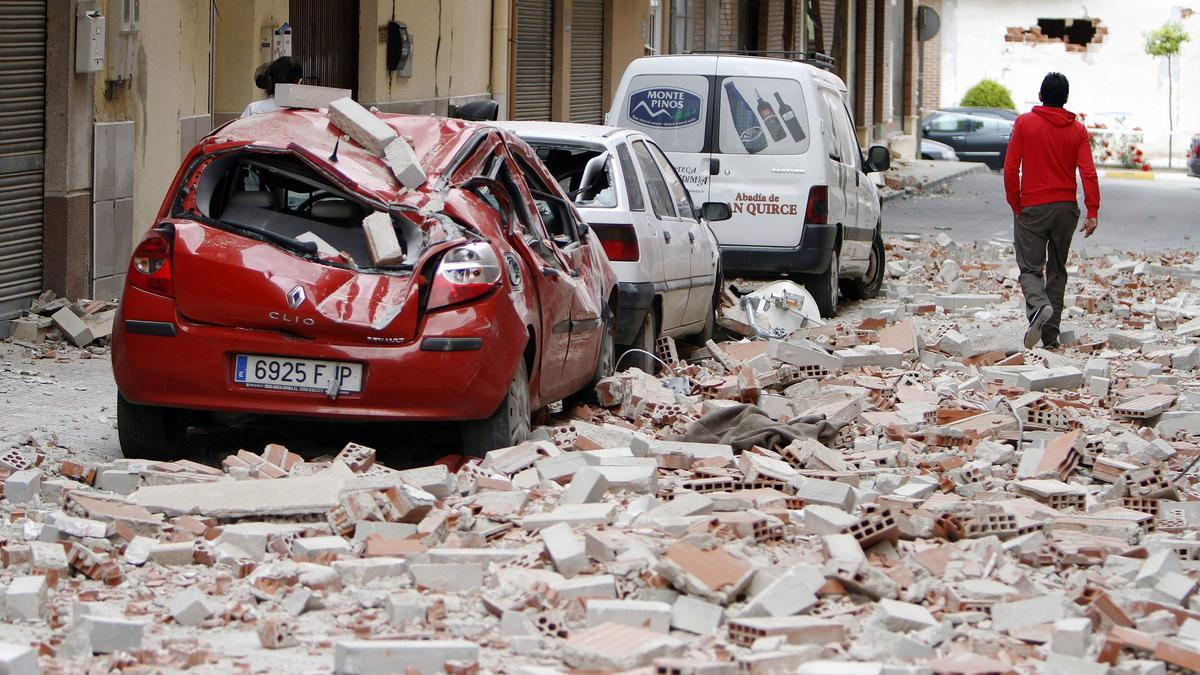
[286,285,306,309]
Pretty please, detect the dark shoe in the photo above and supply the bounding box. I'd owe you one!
[1024,305,1052,349]
[1042,340,1061,350]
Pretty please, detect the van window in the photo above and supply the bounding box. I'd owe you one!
[817,90,841,159]
[832,100,861,169]
[618,75,709,153]
[632,140,677,219]
[718,77,811,156]
[615,143,646,212]
[646,141,695,219]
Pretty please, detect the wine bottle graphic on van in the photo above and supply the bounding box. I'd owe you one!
[724,82,768,154]
[756,90,786,142]
[775,93,806,142]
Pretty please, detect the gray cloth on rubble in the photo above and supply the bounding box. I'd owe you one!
[671,403,840,452]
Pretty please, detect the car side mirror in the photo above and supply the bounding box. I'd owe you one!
[865,145,891,173]
[700,202,732,222]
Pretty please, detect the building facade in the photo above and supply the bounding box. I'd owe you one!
[0,0,926,332]
[935,0,1199,158]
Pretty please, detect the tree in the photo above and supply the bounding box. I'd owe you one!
[1144,21,1191,168]
[960,79,1016,110]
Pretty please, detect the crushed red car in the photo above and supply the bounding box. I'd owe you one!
[112,103,618,458]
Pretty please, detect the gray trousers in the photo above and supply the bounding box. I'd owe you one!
[1014,201,1079,343]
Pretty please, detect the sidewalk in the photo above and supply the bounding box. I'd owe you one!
[879,158,988,203]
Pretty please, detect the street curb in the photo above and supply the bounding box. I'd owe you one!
[1103,169,1155,181]
[881,163,990,204]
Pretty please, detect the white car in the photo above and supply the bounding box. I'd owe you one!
[607,55,891,317]
[496,122,728,372]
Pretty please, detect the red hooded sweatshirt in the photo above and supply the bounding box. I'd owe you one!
[1003,105,1099,218]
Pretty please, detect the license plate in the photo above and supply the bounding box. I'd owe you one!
[233,355,363,394]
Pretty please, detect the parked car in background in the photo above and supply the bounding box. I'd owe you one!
[921,138,959,161]
[921,110,1013,170]
[937,106,1018,123]
[113,108,618,459]
[607,55,890,318]
[498,122,728,373]
[1188,133,1200,178]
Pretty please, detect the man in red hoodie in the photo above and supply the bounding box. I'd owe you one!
[1004,72,1100,349]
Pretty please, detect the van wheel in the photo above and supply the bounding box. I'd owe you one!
[117,394,186,460]
[462,359,531,457]
[842,229,885,300]
[806,251,839,318]
[621,308,658,375]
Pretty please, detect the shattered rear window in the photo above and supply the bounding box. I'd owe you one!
[180,152,429,271]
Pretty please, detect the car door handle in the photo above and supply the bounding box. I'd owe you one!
[688,230,695,243]
[663,231,672,244]
[950,135,965,141]
[709,157,720,175]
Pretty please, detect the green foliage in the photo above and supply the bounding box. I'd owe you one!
[959,79,1016,110]
[1144,21,1190,58]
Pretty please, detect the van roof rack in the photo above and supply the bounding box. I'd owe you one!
[684,50,837,70]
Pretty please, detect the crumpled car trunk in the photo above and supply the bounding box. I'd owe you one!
[171,221,423,342]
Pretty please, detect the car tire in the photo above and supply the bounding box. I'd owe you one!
[591,309,617,384]
[621,307,658,375]
[842,228,885,300]
[117,394,186,460]
[462,359,531,457]
[806,249,839,318]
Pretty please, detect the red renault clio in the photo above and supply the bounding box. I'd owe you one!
[112,108,617,458]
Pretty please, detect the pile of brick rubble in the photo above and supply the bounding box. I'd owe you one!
[3,235,1200,673]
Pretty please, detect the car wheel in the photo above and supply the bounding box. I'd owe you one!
[842,228,885,300]
[591,309,616,384]
[117,394,186,460]
[462,359,531,457]
[806,249,839,318]
[621,307,658,374]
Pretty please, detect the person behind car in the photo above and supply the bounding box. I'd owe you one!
[240,56,304,118]
[1003,72,1100,350]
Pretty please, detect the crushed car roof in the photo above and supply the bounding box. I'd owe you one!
[203,110,485,205]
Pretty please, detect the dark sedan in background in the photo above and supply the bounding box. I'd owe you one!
[921,110,1014,170]
[1189,133,1200,178]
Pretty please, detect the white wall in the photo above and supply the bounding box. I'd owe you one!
[939,0,1200,159]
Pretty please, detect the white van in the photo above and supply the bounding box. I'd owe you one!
[607,55,891,317]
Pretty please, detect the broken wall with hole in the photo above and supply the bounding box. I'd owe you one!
[938,0,1200,158]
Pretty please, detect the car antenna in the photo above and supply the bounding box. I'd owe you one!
[329,136,342,162]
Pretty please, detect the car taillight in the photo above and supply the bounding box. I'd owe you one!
[127,229,174,298]
[804,186,829,225]
[427,242,503,310]
[591,223,639,262]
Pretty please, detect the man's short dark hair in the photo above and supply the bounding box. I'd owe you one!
[1040,72,1069,107]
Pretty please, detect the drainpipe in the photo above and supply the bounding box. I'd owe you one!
[490,0,510,120]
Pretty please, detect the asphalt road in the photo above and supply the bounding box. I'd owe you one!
[884,170,1200,251]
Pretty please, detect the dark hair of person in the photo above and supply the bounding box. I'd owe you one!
[254,56,303,96]
[1040,72,1069,108]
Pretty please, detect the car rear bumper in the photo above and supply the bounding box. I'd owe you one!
[1188,158,1200,178]
[718,223,837,276]
[615,281,654,345]
[112,287,523,422]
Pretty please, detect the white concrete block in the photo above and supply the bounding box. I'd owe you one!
[408,563,483,592]
[559,467,609,505]
[361,212,405,267]
[671,594,724,634]
[586,599,671,633]
[327,97,397,156]
[542,522,588,577]
[5,470,42,505]
[4,576,46,621]
[169,587,220,627]
[873,598,938,632]
[334,639,479,674]
[0,643,39,675]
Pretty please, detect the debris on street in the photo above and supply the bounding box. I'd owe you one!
[6,235,1200,673]
[8,290,115,351]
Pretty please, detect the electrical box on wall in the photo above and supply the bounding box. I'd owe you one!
[75,11,105,73]
[104,0,141,82]
[261,24,292,63]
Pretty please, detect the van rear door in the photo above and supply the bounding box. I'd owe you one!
[707,65,815,249]
[612,72,713,211]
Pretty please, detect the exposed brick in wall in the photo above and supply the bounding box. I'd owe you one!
[817,0,836,54]
[1005,19,1108,53]
[720,0,739,51]
[691,0,706,50]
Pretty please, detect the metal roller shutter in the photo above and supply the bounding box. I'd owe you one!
[514,0,553,120]
[570,0,605,123]
[0,1,47,324]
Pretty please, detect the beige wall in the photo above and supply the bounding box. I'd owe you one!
[358,0,494,110]
[213,0,289,120]
[607,0,651,105]
[92,0,212,240]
